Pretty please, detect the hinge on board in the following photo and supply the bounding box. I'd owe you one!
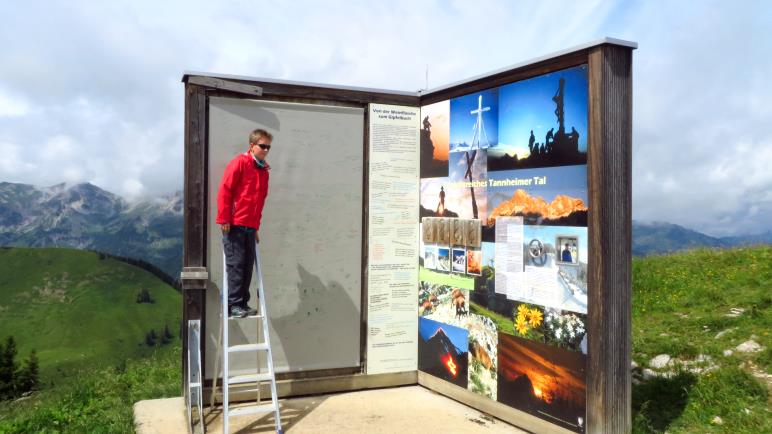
[181,267,208,289]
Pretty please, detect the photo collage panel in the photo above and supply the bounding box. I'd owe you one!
[417,64,590,432]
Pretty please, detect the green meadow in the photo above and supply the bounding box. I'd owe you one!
[0,246,769,432]
[0,247,181,432]
[631,246,771,433]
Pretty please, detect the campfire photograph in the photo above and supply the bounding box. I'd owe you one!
[498,333,587,433]
[488,65,588,171]
[418,317,469,388]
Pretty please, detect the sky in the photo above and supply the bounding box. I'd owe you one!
[498,65,588,157]
[449,88,498,148]
[1,0,771,236]
[419,317,467,353]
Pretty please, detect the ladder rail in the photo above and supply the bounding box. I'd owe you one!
[222,250,231,434]
[214,240,282,434]
[255,245,282,432]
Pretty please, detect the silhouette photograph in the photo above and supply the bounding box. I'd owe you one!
[488,65,588,171]
[420,178,468,218]
[420,100,450,178]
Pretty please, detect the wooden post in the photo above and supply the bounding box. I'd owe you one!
[587,43,633,433]
[182,83,209,398]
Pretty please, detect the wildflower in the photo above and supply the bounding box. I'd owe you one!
[515,316,529,335]
[517,304,529,317]
[528,308,543,328]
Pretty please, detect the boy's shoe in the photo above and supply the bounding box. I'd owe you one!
[229,305,249,318]
[243,305,258,317]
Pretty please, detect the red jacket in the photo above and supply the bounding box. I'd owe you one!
[216,152,270,230]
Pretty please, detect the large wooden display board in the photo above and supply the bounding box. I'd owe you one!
[181,38,635,434]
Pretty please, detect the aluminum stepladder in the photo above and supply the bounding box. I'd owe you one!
[186,319,204,434]
[210,242,283,434]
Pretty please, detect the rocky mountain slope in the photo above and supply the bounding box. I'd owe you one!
[0,182,182,278]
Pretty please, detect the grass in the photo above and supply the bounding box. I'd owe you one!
[0,247,182,432]
[469,301,515,335]
[1,246,770,432]
[0,247,181,379]
[0,346,180,433]
[631,246,771,433]
[420,266,475,290]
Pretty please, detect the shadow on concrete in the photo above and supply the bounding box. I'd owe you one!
[204,394,328,433]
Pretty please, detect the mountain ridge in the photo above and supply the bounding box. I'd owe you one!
[1,182,770,274]
[0,181,182,278]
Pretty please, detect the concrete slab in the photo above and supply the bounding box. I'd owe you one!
[134,397,188,434]
[134,386,526,434]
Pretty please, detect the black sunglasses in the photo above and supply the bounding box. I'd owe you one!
[254,143,271,150]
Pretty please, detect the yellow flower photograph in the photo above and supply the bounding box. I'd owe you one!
[515,316,529,335]
[528,308,543,328]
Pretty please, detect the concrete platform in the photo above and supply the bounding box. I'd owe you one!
[134,385,525,433]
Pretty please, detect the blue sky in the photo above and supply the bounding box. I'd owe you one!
[419,317,468,353]
[449,150,487,182]
[498,65,588,157]
[1,1,771,236]
[449,88,498,149]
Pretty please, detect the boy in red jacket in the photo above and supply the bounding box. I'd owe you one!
[216,129,272,318]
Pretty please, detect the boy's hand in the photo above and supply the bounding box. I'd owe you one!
[255,232,260,243]
[221,223,230,233]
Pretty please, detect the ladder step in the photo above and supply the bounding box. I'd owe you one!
[228,343,269,353]
[228,403,277,417]
[228,372,274,384]
[228,314,264,320]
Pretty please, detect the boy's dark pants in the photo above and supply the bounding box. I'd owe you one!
[223,227,256,308]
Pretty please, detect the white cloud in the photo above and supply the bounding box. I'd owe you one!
[122,178,145,198]
[0,141,36,176]
[0,0,770,236]
[0,89,30,117]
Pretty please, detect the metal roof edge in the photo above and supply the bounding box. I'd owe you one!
[181,71,419,97]
[419,37,637,96]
